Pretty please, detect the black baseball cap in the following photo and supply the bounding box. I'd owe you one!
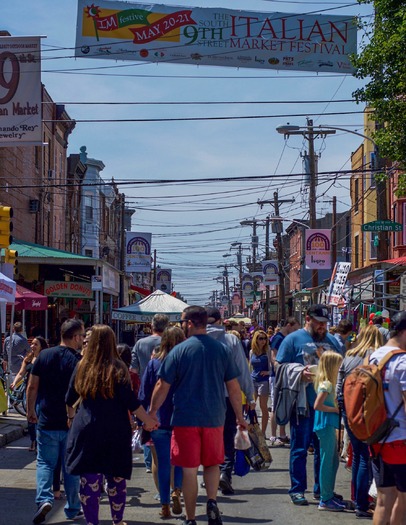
[391,311,406,332]
[205,306,222,324]
[307,304,330,323]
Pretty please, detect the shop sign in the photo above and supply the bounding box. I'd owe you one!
[399,273,406,310]
[44,280,93,298]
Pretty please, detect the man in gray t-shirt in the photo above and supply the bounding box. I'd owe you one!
[131,314,169,378]
[2,322,30,375]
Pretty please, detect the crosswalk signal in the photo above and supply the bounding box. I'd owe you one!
[0,206,13,248]
[5,249,18,275]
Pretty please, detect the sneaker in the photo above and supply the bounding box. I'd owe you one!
[66,510,84,520]
[314,492,343,501]
[182,521,197,525]
[146,468,152,473]
[219,473,234,495]
[207,499,222,525]
[355,509,373,519]
[269,437,284,446]
[318,498,346,512]
[279,436,290,445]
[33,502,52,524]
[171,488,182,515]
[290,493,308,506]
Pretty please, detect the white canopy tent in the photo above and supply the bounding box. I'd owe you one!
[112,290,188,322]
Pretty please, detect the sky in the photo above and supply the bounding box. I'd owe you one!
[2,0,374,305]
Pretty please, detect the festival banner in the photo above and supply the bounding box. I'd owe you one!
[326,262,351,306]
[231,292,240,306]
[75,1,356,73]
[262,260,279,286]
[156,268,172,292]
[125,232,152,273]
[305,229,332,269]
[0,36,42,146]
[252,272,265,291]
[241,273,252,284]
[242,281,254,299]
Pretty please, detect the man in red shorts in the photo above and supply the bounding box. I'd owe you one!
[149,306,247,525]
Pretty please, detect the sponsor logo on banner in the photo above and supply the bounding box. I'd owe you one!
[262,260,279,285]
[232,292,240,306]
[305,229,332,269]
[125,232,152,273]
[242,281,254,298]
[156,268,172,292]
[326,262,351,306]
[0,36,42,146]
[75,1,356,74]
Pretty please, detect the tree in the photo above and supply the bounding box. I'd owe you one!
[352,0,406,167]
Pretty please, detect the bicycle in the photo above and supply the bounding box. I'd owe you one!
[0,358,27,416]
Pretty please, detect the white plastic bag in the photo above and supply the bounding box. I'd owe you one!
[234,427,251,450]
[132,428,143,453]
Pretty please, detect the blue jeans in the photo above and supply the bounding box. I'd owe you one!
[316,426,339,502]
[289,407,320,495]
[343,415,371,512]
[36,429,81,518]
[144,444,152,470]
[151,429,182,505]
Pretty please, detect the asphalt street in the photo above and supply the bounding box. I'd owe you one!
[0,421,364,525]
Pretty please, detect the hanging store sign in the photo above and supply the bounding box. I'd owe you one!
[326,262,351,306]
[125,232,152,273]
[242,281,254,299]
[305,229,331,269]
[75,0,356,73]
[0,36,42,146]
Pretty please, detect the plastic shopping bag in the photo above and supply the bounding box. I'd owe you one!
[234,449,250,477]
[132,428,143,453]
[234,427,251,450]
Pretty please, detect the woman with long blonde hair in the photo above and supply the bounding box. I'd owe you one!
[249,330,271,435]
[65,325,157,525]
[313,350,344,511]
[335,324,383,519]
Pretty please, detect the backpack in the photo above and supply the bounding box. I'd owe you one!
[343,349,406,445]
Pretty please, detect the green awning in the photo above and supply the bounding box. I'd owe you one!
[3,240,97,266]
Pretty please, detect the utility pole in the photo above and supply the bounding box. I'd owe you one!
[265,215,270,328]
[332,195,337,267]
[259,197,294,323]
[307,117,318,290]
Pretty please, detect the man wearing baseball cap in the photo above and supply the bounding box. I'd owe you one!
[275,304,341,507]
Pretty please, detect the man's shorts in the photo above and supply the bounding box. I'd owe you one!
[254,380,269,397]
[372,440,406,492]
[170,426,224,468]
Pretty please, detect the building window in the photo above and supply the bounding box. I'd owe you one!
[85,206,93,220]
[354,178,359,213]
[363,232,366,262]
[85,249,93,257]
[354,235,359,268]
[370,152,376,188]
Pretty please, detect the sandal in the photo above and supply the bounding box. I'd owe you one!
[28,441,37,452]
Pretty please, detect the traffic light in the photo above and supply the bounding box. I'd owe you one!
[5,249,18,275]
[0,206,13,248]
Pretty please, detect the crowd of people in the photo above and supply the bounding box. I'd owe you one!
[2,304,405,525]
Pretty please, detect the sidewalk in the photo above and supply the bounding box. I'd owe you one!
[0,410,28,448]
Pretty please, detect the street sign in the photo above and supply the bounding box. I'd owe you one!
[361,220,403,232]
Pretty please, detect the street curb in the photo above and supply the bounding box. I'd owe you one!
[0,416,28,448]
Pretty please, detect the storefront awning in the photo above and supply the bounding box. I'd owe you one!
[381,256,406,266]
[15,285,48,311]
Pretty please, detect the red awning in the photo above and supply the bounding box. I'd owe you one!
[14,285,48,311]
[381,256,406,266]
[130,285,151,297]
